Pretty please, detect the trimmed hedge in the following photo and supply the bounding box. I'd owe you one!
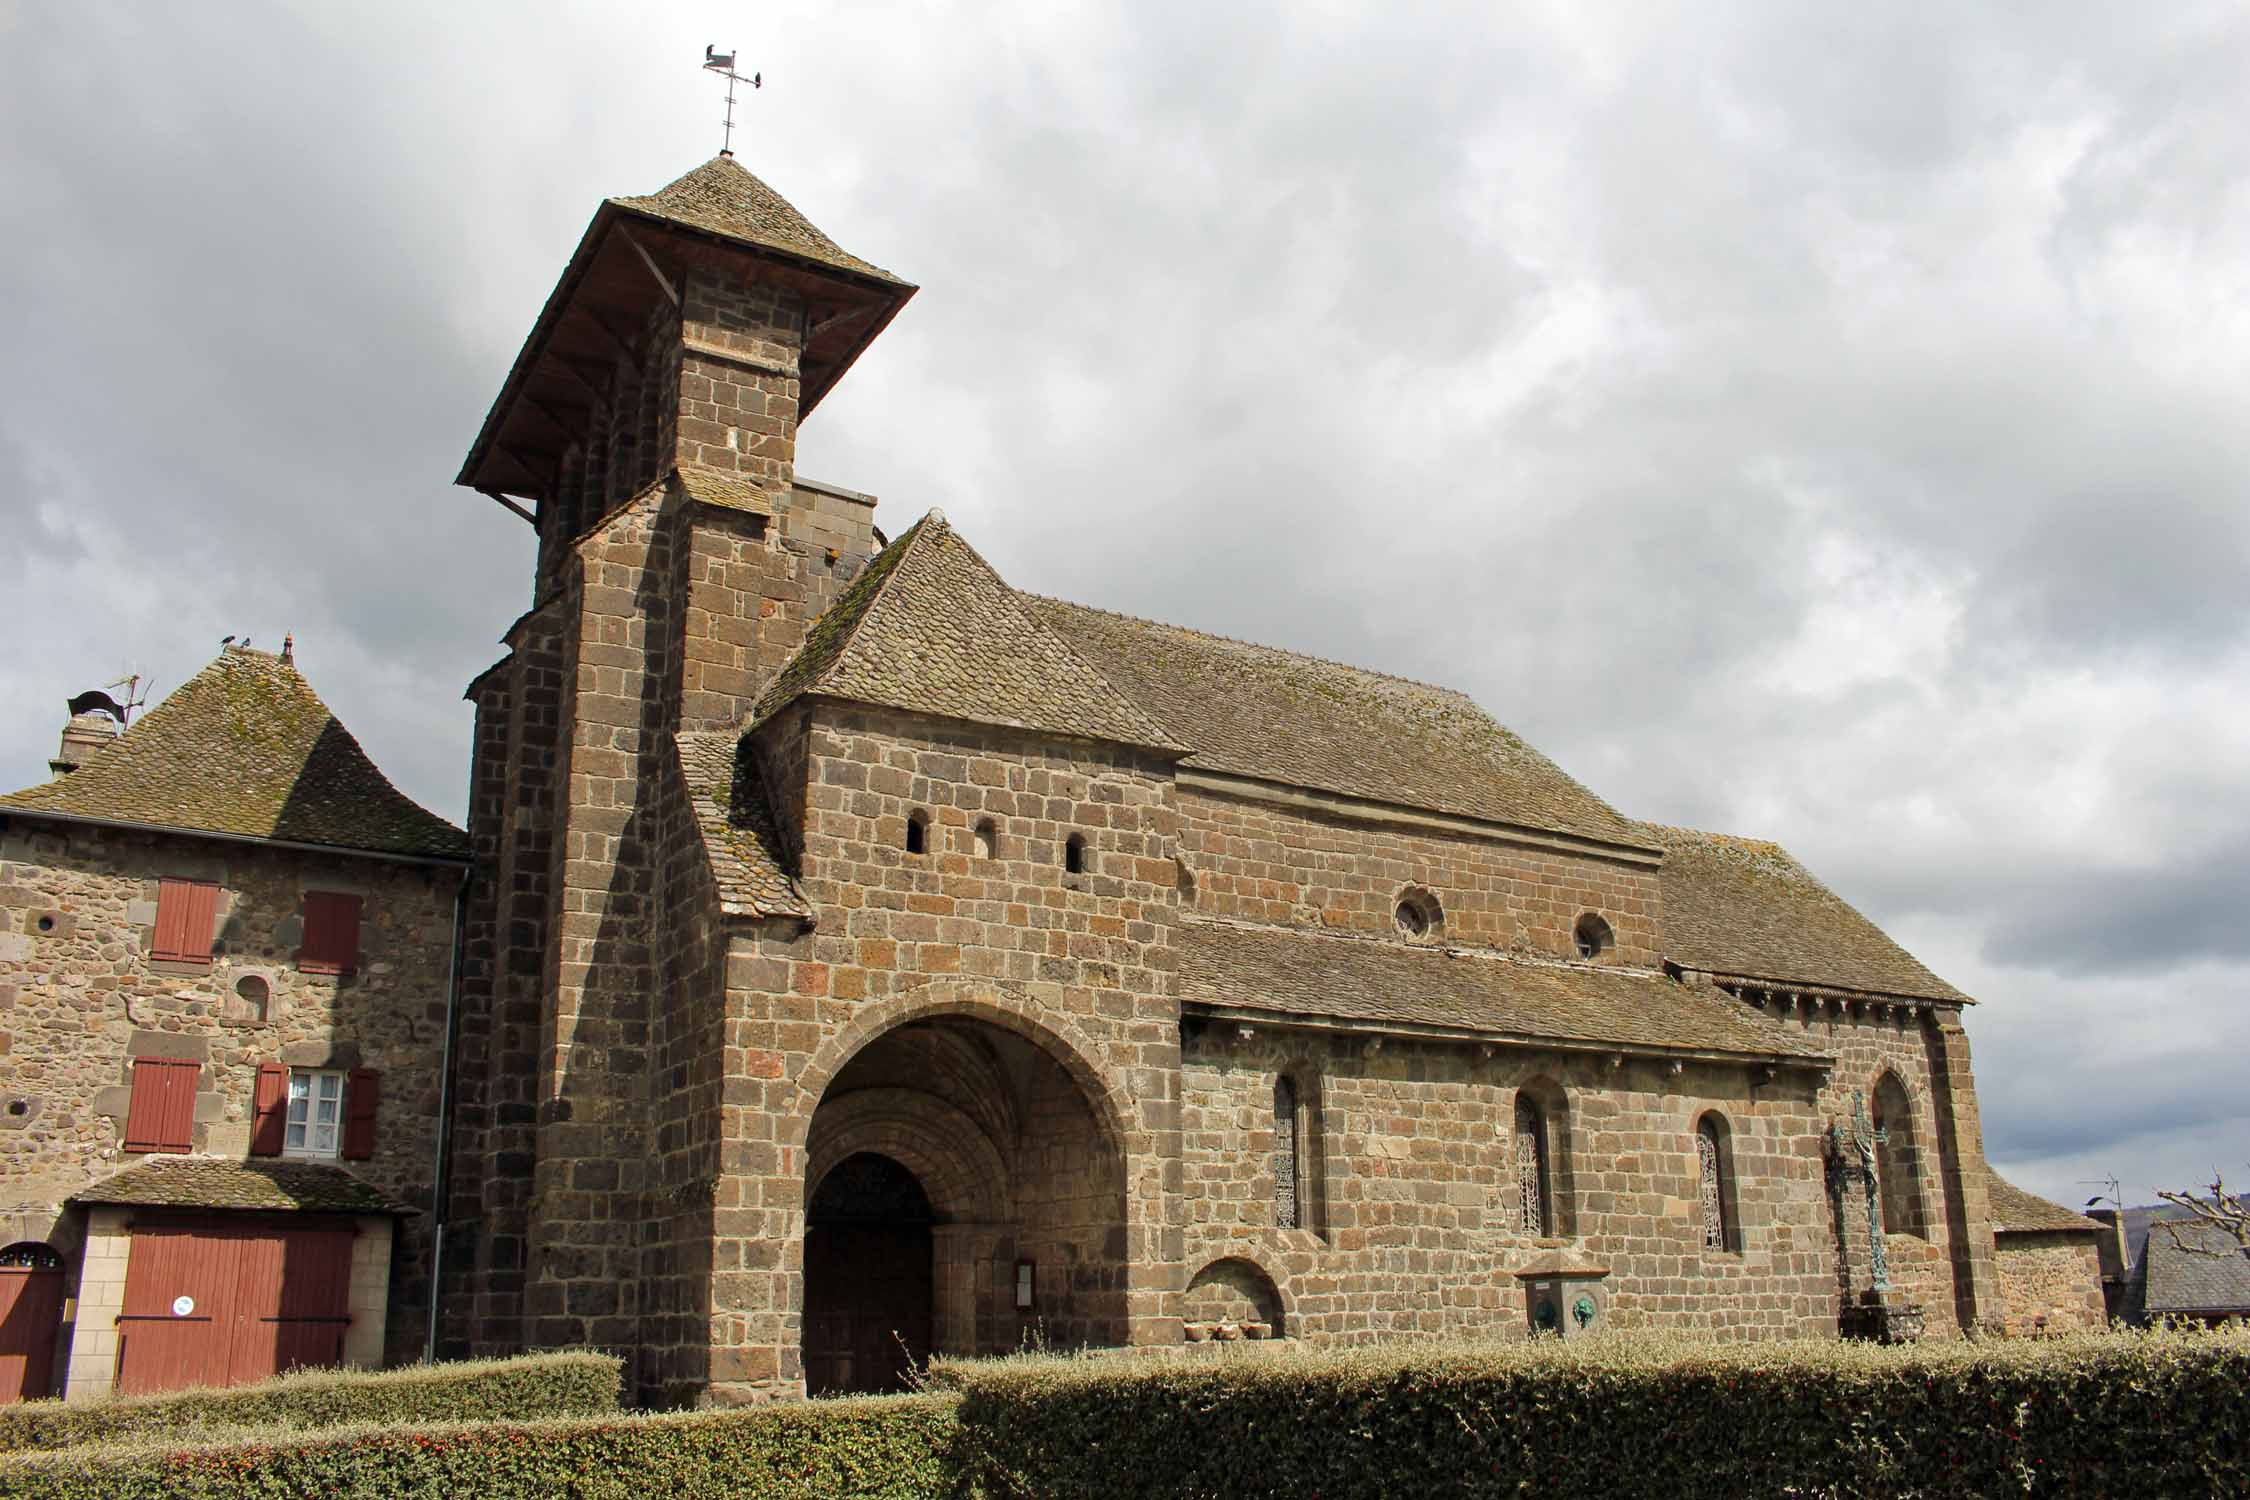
[938,1326,2250,1499]
[0,1350,621,1454]
[4,1331,2244,1499]
[0,1393,962,1500]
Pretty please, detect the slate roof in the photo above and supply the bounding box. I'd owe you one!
[610,155,910,288]
[750,514,1183,753]
[0,647,469,861]
[677,732,812,920]
[1176,919,1826,1062]
[71,1157,414,1215]
[1984,1168,2101,1235]
[1643,823,1967,1004]
[2142,1219,2250,1315]
[1026,597,1646,849]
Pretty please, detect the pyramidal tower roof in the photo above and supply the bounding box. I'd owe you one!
[749,512,1184,753]
[609,155,909,286]
[0,646,468,861]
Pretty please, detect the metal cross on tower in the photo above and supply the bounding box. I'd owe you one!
[702,46,761,157]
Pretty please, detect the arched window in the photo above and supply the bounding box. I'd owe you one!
[1872,1073,1926,1238]
[1273,1074,1302,1230]
[973,818,997,860]
[905,809,929,855]
[1515,1095,1552,1236]
[1696,1115,1737,1252]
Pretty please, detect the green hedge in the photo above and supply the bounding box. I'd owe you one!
[939,1326,2250,1499]
[5,1331,2245,1499]
[0,1350,621,1454]
[0,1393,962,1500]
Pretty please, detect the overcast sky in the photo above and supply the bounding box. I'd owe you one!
[5,1,2246,1210]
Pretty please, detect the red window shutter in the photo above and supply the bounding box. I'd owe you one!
[152,879,219,963]
[342,1069,380,1160]
[250,1063,289,1156]
[122,1058,199,1153]
[300,892,362,975]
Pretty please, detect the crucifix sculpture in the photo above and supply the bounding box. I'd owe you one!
[1828,1089,1890,1293]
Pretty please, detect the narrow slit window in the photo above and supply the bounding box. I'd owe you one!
[905,809,929,856]
[1273,1074,1301,1230]
[1064,833,1086,875]
[974,818,997,860]
[1697,1117,1734,1251]
[1515,1095,1550,1236]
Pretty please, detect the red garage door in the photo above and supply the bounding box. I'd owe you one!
[0,1245,65,1403]
[115,1217,354,1395]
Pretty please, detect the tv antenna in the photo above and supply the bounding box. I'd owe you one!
[703,45,761,157]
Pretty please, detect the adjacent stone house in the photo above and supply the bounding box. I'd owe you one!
[0,643,467,1399]
[431,151,2107,1406]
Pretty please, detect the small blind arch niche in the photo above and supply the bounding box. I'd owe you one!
[1871,1072,1927,1238]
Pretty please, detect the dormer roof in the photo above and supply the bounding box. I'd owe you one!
[749,512,1183,754]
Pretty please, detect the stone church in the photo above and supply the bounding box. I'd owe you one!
[0,150,2107,1407]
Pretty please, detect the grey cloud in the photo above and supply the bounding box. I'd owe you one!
[3,0,2246,1193]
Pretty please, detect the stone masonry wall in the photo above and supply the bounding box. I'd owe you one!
[1181,1026,1837,1342]
[1993,1232,2107,1334]
[1749,993,1993,1336]
[696,705,1185,1401]
[1176,785,1662,968]
[0,819,457,1376]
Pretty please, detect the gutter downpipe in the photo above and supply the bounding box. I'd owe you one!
[424,862,473,1363]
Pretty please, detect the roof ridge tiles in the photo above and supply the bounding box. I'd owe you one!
[1013,590,1478,702]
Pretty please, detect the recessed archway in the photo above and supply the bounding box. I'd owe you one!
[798,1011,1130,1390]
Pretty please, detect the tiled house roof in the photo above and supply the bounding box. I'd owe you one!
[751,514,1183,753]
[2142,1219,2250,1315]
[1026,596,1646,849]
[610,156,910,287]
[71,1157,415,1215]
[1643,823,1968,1004]
[677,732,812,920]
[0,647,469,861]
[1176,919,1826,1063]
[1984,1168,2101,1234]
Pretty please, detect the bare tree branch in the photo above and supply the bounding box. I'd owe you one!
[2155,1171,2250,1257]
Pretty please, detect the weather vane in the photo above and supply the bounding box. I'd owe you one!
[703,45,761,157]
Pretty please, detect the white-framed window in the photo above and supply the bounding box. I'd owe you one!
[285,1069,345,1158]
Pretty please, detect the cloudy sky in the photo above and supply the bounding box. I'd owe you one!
[5,1,2246,1209]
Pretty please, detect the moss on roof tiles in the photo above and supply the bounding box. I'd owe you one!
[71,1157,414,1215]
[610,155,910,287]
[1177,919,1825,1062]
[677,731,810,920]
[1025,596,1642,846]
[750,514,1182,752]
[1984,1167,2100,1235]
[0,646,468,861]
[1643,822,1967,1004]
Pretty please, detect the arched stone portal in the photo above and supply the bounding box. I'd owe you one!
[800,1014,1129,1390]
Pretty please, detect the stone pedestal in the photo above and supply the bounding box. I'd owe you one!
[1840,1296,1926,1344]
[1516,1251,1610,1340]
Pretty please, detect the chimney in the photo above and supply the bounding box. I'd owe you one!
[50,712,119,777]
[2084,1207,2131,1284]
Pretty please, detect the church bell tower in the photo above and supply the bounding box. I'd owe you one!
[441,154,913,1363]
